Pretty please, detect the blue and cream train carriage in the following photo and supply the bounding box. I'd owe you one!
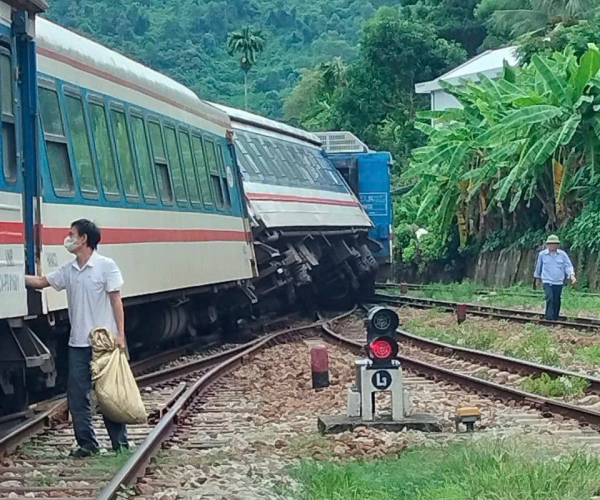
[0,1,381,412]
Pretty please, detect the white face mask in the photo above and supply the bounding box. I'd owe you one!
[64,236,78,253]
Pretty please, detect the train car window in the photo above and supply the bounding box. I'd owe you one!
[179,131,201,205]
[164,126,188,204]
[89,103,119,197]
[296,145,320,182]
[271,140,298,181]
[283,144,313,184]
[130,116,157,201]
[148,121,172,204]
[216,144,231,208]
[261,138,292,179]
[247,139,276,178]
[38,86,74,194]
[234,136,261,179]
[0,52,15,184]
[257,137,287,179]
[304,149,331,185]
[191,135,213,206]
[110,110,139,199]
[204,140,224,208]
[237,135,270,178]
[65,95,98,196]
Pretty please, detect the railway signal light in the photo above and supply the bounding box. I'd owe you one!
[365,307,399,367]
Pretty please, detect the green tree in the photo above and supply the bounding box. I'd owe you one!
[284,7,466,167]
[402,0,486,56]
[517,12,600,62]
[476,0,600,40]
[406,44,600,247]
[226,26,266,110]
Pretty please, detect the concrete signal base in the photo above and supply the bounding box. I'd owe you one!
[317,414,442,434]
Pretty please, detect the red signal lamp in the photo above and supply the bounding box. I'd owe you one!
[368,336,398,366]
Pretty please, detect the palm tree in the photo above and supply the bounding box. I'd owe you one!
[318,57,348,91]
[477,0,600,38]
[226,26,266,110]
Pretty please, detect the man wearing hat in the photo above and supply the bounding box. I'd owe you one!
[534,235,576,320]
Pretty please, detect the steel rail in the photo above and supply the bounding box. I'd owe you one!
[370,292,600,330]
[0,314,304,456]
[320,322,600,427]
[95,312,356,500]
[376,282,600,299]
[95,306,600,499]
[395,329,600,393]
[0,399,68,456]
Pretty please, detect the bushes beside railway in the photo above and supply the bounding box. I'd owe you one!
[395,43,600,285]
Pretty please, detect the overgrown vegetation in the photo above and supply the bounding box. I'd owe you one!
[403,280,600,316]
[44,0,481,122]
[503,326,562,365]
[520,373,590,398]
[287,439,600,500]
[405,316,499,350]
[403,308,600,380]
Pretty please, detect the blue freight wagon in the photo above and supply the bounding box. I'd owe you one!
[317,132,393,280]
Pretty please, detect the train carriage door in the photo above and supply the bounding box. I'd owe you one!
[0,40,26,320]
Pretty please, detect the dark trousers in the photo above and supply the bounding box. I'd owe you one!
[68,347,128,451]
[543,284,563,320]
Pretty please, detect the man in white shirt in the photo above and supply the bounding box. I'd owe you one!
[25,219,128,457]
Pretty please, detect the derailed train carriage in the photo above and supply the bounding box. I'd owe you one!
[212,104,380,309]
[0,2,383,413]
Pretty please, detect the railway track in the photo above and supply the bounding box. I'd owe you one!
[376,281,600,299]
[6,308,600,498]
[370,292,600,330]
[0,311,299,451]
[102,310,600,497]
[0,314,333,500]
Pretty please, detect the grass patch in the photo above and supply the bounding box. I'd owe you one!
[519,373,589,398]
[576,345,600,366]
[30,473,61,487]
[502,325,562,366]
[286,439,600,500]
[404,318,498,351]
[86,449,133,476]
[402,280,600,317]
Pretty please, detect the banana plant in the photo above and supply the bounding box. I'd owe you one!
[405,44,600,245]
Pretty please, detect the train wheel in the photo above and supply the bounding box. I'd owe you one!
[318,279,353,309]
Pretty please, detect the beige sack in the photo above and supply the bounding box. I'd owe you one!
[90,327,147,424]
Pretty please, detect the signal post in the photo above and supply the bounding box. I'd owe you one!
[317,307,441,434]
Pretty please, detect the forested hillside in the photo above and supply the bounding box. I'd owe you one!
[44,0,487,120]
[43,0,397,117]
